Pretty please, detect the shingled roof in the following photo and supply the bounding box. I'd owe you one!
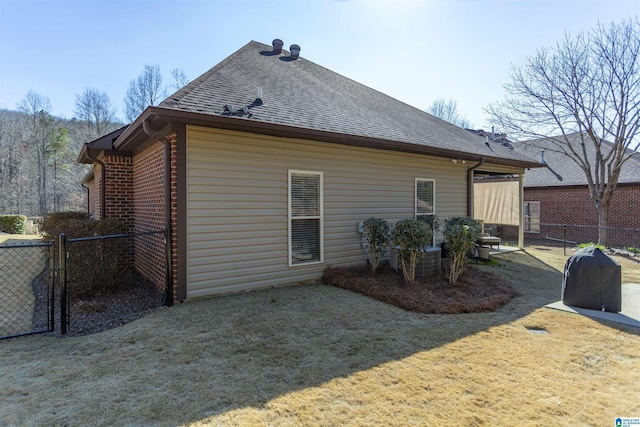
[512,132,640,187]
[153,40,539,168]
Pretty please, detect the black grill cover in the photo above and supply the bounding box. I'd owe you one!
[562,246,621,312]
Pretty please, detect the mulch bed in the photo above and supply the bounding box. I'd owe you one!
[322,263,517,314]
[32,272,165,337]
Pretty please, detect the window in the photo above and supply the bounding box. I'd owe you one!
[289,170,323,266]
[415,178,435,224]
[524,201,540,233]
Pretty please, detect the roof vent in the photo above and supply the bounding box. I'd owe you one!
[540,149,546,164]
[272,39,283,54]
[289,44,300,60]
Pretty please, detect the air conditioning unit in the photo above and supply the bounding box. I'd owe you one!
[390,246,441,278]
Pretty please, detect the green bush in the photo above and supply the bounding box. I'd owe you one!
[0,214,27,234]
[39,212,132,297]
[362,218,391,275]
[577,242,607,251]
[442,217,481,284]
[392,218,433,282]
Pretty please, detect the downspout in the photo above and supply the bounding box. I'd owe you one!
[81,183,90,216]
[142,118,174,306]
[467,158,485,218]
[84,145,106,219]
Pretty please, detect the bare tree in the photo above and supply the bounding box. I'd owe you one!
[17,91,55,215]
[427,98,471,129]
[74,88,117,138]
[487,18,640,245]
[0,110,21,212]
[170,68,189,91]
[124,65,165,122]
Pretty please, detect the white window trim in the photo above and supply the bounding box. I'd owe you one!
[415,178,436,219]
[415,178,436,246]
[288,170,324,267]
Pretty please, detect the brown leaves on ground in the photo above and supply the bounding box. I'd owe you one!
[322,264,517,314]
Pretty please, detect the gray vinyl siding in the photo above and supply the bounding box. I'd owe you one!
[186,126,470,298]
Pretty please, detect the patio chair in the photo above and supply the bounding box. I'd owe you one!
[477,223,500,249]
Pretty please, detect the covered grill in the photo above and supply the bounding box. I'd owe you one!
[562,246,621,312]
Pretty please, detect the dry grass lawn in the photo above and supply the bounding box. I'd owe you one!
[0,247,638,426]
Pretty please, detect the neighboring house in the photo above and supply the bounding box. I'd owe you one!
[512,132,640,246]
[77,40,541,301]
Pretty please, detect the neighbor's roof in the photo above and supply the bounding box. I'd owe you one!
[512,132,640,187]
[97,41,542,168]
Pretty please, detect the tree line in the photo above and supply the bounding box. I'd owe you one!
[0,65,189,217]
[3,18,639,245]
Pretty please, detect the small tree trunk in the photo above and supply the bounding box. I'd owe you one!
[597,203,609,246]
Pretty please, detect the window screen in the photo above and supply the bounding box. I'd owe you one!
[415,179,435,222]
[289,171,323,265]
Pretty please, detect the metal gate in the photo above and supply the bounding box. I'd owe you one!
[0,241,55,340]
[59,228,170,335]
[1,227,170,339]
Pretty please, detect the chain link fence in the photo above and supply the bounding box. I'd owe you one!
[0,241,54,340]
[492,223,640,254]
[1,228,169,339]
[524,223,640,250]
[59,229,170,336]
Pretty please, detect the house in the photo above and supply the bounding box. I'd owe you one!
[78,40,541,301]
[512,132,640,246]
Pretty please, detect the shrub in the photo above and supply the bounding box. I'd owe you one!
[392,218,433,282]
[38,211,91,240]
[577,242,607,251]
[362,218,391,275]
[442,217,481,284]
[0,214,27,234]
[39,212,132,297]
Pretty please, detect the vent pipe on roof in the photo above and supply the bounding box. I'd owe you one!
[289,44,301,60]
[256,87,263,100]
[540,149,546,164]
[272,39,283,54]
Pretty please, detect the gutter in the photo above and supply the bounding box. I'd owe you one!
[142,117,174,306]
[467,158,485,217]
[84,145,106,219]
[116,107,544,170]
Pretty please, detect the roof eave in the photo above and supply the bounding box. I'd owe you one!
[115,106,545,169]
[77,125,130,163]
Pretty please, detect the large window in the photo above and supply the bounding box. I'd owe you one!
[524,201,540,233]
[289,170,323,266]
[415,178,436,224]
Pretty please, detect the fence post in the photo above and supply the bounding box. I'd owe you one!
[59,233,67,335]
[164,223,173,306]
[48,240,55,332]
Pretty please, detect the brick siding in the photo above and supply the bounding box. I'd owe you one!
[102,155,134,225]
[133,141,167,291]
[95,133,179,297]
[525,184,640,246]
[169,135,178,303]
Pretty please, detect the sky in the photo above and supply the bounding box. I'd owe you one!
[1,0,638,130]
